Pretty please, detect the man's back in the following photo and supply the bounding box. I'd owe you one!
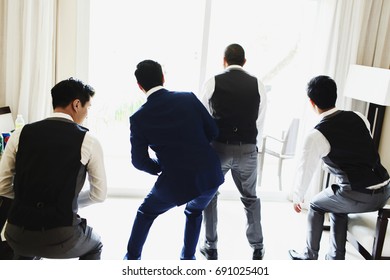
[131,90,218,166]
[9,118,87,230]
[130,88,223,205]
[210,68,261,144]
[134,90,216,147]
[315,110,389,190]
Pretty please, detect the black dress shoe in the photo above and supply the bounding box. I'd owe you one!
[288,249,310,260]
[199,246,218,260]
[253,248,264,260]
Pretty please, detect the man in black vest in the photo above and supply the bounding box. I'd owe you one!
[200,43,267,260]
[289,75,390,260]
[0,78,107,259]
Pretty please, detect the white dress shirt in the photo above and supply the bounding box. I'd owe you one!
[0,112,107,208]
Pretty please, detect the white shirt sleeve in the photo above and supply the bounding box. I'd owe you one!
[292,129,330,203]
[200,77,216,114]
[256,81,267,147]
[77,133,108,208]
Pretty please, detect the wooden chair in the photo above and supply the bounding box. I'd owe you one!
[258,118,299,190]
[347,207,390,259]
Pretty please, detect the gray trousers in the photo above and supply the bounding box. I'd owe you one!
[304,184,390,260]
[5,219,103,260]
[203,142,263,250]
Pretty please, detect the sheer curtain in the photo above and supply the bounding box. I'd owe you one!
[0,0,56,123]
[304,0,389,133]
[294,0,389,204]
[356,0,390,166]
[357,0,390,69]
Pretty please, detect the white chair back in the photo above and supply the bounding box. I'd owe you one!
[0,106,15,133]
[281,118,299,156]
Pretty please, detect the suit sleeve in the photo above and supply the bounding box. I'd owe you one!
[130,116,161,175]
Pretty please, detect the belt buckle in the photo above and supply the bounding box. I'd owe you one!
[371,187,383,194]
[226,140,243,145]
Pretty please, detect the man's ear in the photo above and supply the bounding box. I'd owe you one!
[72,99,80,111]
[309,98,321,114]
[137,83,146,93]
[223,57,228,68]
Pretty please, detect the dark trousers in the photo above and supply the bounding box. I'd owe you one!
[126,187,218,260]
[0,196,13,259]
[5,220,103,260]
[0,196,12,241]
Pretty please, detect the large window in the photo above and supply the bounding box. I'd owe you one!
[87,0,207,194]
[87,0,319,195]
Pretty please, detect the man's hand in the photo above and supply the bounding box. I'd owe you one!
[293,202,302,213]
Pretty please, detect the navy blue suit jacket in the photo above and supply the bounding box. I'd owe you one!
[130,88,224,205]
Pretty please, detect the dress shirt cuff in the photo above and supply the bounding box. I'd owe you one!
[292,192,304,204]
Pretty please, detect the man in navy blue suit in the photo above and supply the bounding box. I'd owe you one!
[124,60,224,260]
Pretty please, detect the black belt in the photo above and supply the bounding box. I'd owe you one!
[216,140,252,145]
[9,223,55,231]
[357,187,385,194]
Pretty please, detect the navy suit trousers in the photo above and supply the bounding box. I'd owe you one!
[126,187,218,260]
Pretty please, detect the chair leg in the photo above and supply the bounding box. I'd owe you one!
[277,158,283,191]
[372,209,389,259]
[257,151,265,187]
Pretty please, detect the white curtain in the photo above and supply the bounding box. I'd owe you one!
[357,0,390,69]
[308,0,365,109]
[0,0,57,124]
[356,0,390,167]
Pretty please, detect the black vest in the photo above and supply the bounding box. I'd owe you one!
[315,111,389,191]
[8,118,88,230]
[210,69,260,144]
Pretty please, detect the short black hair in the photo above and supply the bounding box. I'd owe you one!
[51,77,95,109]
[307,75,337,110]
[134,60,164,92]
[224,43,246,66]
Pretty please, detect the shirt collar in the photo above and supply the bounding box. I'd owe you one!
[146,85,164,98]
[50,112,74,122]
[319,107,338,120]
[225,65,245,72]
